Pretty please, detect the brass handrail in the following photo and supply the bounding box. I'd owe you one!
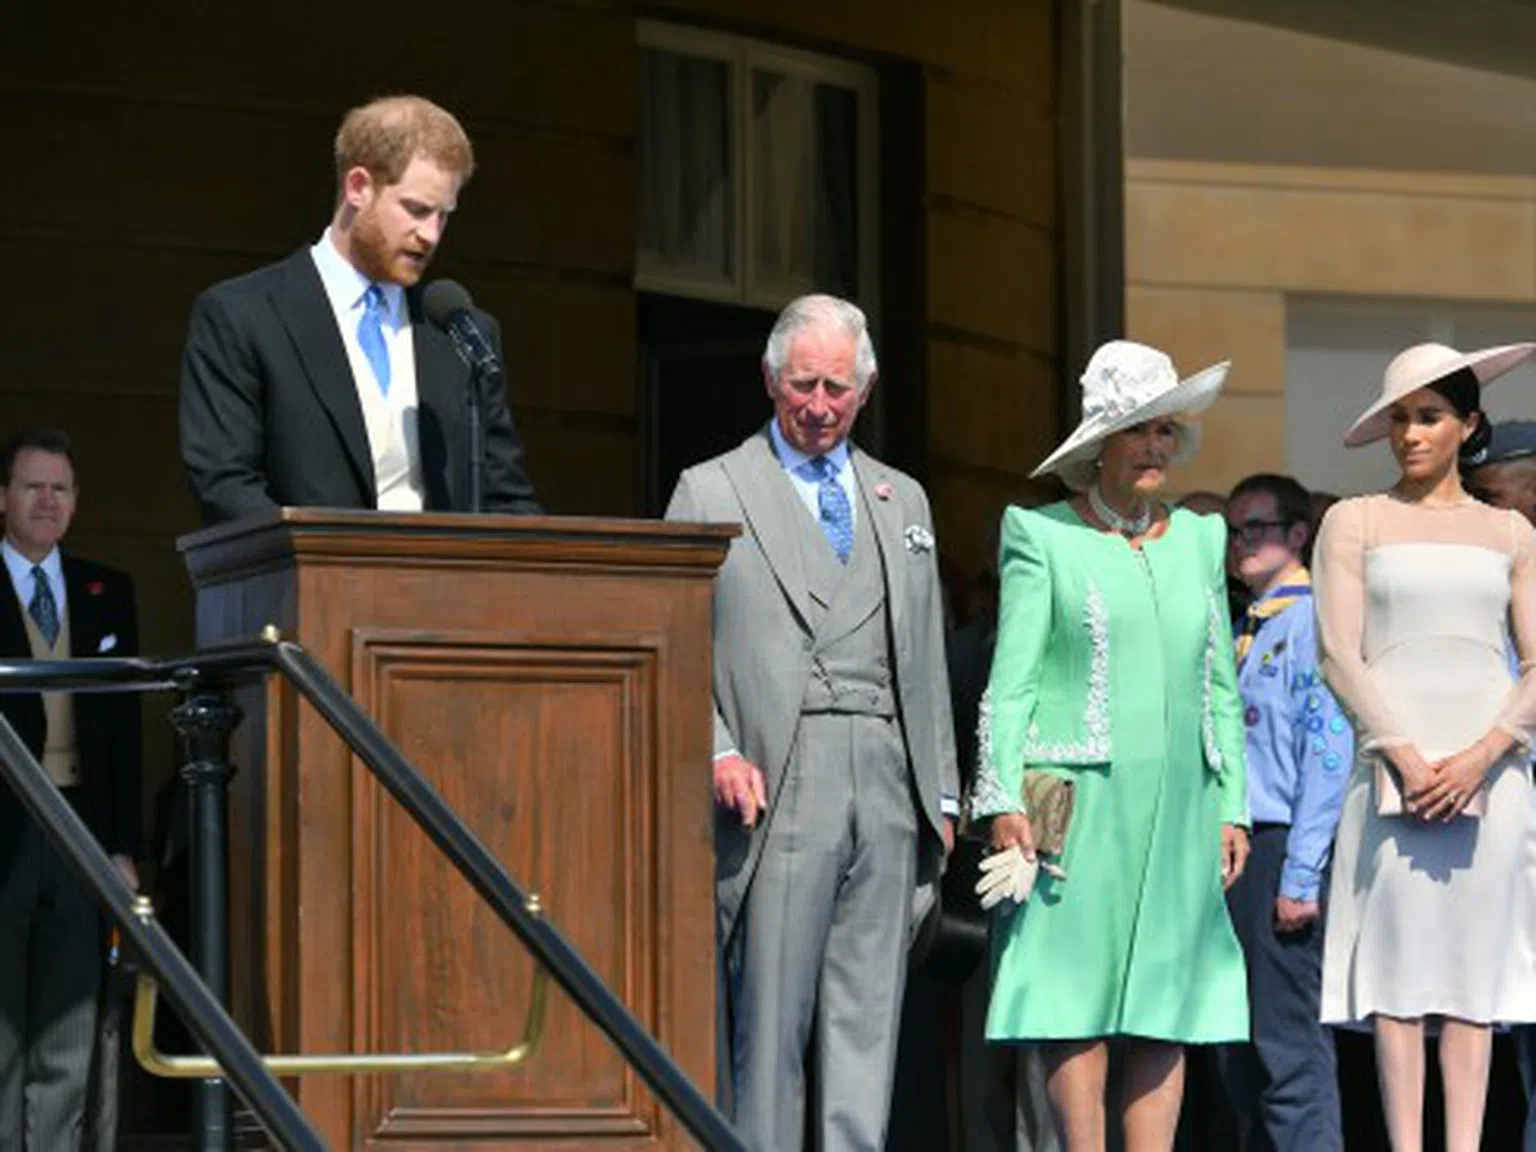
[131,894,549,1078]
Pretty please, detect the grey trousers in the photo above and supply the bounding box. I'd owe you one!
[0,816,101,1152]
[1218,825,1341,1152]
[726,713,919,1152]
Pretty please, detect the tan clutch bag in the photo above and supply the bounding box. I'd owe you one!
[1022,770,1076,856]
[1373,757,1487,818]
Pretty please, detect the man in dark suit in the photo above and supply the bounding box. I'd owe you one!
[178,94,540,525]
[0,427,141,1151]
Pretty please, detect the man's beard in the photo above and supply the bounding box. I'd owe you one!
[350,210,427,286]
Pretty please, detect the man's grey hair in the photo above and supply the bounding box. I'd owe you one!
[761,294,878,394]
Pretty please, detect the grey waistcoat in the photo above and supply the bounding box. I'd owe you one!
[795,491,896,717]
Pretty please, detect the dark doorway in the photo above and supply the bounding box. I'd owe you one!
[639,293,779,514]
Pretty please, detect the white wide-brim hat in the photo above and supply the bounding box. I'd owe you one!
[1031,340,1231,491]
[1344,341,1536,447]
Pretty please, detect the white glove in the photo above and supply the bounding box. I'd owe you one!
[975,846,1039,910]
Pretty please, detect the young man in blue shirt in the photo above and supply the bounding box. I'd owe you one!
[1218,473,1351,1152]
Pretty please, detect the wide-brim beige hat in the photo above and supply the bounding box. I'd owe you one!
[1032,340,1230,491]
[1345,341,1536,447]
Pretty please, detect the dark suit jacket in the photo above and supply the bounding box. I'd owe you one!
[0,555,142,875]
[179,248,541,525]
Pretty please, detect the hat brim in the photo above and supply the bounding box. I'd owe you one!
[1345,343,1536,447]
[1031,360,1230,486]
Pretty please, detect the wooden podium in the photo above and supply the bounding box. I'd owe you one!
[177,510,735,1150]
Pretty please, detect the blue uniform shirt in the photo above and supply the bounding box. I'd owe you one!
[1237,587,1353,902]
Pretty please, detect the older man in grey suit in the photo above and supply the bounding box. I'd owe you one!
[666,295,958,1151]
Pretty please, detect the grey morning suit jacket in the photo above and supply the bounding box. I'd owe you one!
[666,426,959,944]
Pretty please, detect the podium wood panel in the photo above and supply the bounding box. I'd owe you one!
[179,510,734,1149]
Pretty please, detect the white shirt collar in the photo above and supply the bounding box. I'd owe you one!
[2,539,63,609]
[310,228,405,325]
[768,420,851,476]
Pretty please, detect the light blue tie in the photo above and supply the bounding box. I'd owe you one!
[28,566,60,648]
[357,284,391,396]
[799,457,853,564]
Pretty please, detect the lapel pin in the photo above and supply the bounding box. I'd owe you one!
[874,482,894,501]
[87,580,104,596]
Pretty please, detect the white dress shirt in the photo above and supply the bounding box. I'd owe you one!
[3,540,65,624]
[309,231,425,511]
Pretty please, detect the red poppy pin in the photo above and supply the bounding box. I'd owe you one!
[874,482,894,501]
[87,580,104,596]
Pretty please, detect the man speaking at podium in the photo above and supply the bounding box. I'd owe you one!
[178,95,540,526]
[667,295,958,1151]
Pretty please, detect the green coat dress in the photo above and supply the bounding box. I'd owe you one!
[972,502,1250,1043]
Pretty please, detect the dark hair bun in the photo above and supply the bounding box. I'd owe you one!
[1461,409,1494,467]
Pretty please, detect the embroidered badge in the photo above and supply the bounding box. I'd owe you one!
[904,524,935,553]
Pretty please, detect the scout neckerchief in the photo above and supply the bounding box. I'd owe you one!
[1234,566,1311,670]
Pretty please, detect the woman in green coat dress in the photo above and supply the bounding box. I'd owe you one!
[971,340,1252,1151]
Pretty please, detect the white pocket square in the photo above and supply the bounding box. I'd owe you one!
[904,525,935,553]
[97,634,118,653]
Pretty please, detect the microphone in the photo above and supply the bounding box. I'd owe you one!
[423,279,498,513]
[423,279,502,377]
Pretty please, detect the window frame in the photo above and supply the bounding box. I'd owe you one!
[635,20,881,319]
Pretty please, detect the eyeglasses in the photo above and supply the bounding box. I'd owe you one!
[1227,519,1291,547]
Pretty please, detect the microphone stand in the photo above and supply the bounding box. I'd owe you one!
[441,325,493,514]
[467,364,486,514]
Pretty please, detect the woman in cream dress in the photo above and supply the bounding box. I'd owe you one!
[1313,341,1536,1152]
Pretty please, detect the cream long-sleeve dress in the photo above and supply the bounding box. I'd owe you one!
[1313,493,1536,1025]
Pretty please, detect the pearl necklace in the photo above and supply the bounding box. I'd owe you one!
[1088,484,1153,537]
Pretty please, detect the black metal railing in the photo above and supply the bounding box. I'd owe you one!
[0,714,325,1151]
[0,636,744,1152]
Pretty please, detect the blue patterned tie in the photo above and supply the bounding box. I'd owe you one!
[357,284,392,396]
[800,457,853,564]
[28,566,59,647]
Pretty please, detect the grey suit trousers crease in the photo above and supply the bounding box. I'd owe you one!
[0,818,101,1152]
[728,712,919,1152]
[1218,825,1341,1152]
